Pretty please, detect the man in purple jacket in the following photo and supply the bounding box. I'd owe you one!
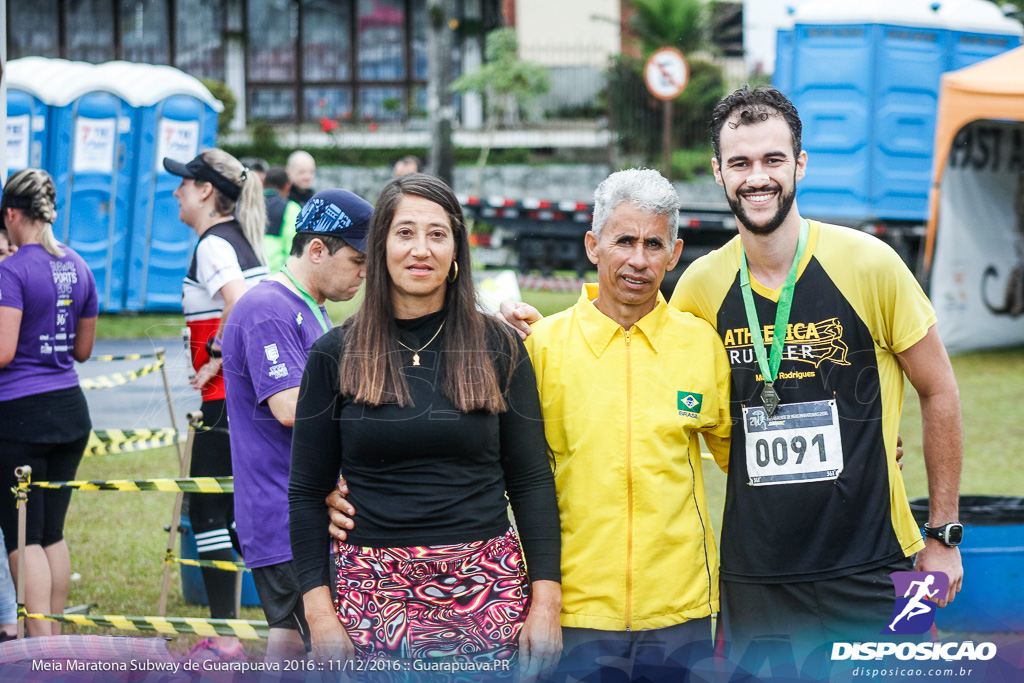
[222,189,371,659]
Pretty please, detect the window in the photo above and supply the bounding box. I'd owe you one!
[305,88,353,121]
[303,0,352,81]
[360,87,404,121]
[247,0,297,82]
[121,0,171,65]
[358,0,405,81]
[174,0,224,80]
[8,0,60,59]
[250,89,297,120]
[411,0,427,79]
[66,0,116,62]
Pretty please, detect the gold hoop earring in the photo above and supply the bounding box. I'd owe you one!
[447,260,459,283]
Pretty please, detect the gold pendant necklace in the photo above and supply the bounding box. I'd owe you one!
[397,319,446,366]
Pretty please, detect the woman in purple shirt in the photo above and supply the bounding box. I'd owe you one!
[0,169,98,636]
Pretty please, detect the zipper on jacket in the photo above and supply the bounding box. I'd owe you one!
[624,328,633,630]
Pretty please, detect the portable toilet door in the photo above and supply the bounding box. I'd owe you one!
[5,90,48,174]
[6,57,71,176]
[870,19,950,220]
[940,0,1023,70]
[49,73,136,313]
[788,1,877,220]
[112,63,222,312]
[773,29,795,97]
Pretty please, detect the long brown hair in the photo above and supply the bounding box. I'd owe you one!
[340,173,514,413]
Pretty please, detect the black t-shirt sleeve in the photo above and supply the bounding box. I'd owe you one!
[288,329,344,594]
[497,331,561,583]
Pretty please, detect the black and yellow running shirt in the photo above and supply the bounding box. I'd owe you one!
[670,220,935,583]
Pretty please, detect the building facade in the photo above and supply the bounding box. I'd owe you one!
[7,0,501,124]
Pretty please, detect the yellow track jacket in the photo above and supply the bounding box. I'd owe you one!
[525,285,732,631]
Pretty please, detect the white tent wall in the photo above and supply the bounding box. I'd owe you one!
[930,120,1024,352]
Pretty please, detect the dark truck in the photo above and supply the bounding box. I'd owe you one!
[460,194,736,296]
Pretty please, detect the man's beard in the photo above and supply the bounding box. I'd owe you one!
[726,184,797,236]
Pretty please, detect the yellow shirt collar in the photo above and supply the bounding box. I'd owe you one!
[574,283,669,357]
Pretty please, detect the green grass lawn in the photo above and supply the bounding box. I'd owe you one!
[63,446,266,656]
[95,315,185,340]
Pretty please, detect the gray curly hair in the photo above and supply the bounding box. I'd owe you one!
[591,168,680,239]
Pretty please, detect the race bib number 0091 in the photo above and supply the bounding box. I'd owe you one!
[742,399,844,486]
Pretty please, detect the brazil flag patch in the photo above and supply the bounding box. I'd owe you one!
[677,391,703,416]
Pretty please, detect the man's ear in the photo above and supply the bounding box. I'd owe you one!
[307,238,326,263]
[712,157,724,186]
[795,150,808,183]
[666,238,684,272]
[584,231,600,266]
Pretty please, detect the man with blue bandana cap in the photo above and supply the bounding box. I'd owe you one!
[221,189,371,661]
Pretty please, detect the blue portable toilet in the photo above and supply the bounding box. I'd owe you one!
[5,57,58,174]
[777,0,1021,223]
[941,0,1024,69]
[92,62,222,313]
[773,27,795,98]
[14,59,137,313]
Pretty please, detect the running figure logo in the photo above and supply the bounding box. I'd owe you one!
[884,571,949,634]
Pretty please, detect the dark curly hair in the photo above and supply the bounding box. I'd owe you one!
[710,86,802,162]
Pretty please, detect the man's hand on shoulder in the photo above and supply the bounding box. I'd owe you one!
[496,301,543,340]
[326,478,355,541]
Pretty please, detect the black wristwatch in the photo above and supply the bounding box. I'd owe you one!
[923,522,964,547]
[205,337,223,359]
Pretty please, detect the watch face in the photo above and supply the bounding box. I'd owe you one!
[947,524,964,545]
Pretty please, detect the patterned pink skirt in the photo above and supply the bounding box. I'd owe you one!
[334,527,528,669]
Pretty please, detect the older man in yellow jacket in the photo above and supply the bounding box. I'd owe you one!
[521,168,732,679]
[326,169,731,679]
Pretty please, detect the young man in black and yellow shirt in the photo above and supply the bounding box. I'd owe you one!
[669,86,963,662]
[492,86,964,672]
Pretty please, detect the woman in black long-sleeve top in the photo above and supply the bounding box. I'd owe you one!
[289,173,561,674]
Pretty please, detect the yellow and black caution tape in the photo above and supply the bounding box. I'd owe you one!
[29,476,233,493]
[18,607,267,639]
[80,357,164,390]
[85,428,184,456]
[90,352,161,362]
[166,551,249,573]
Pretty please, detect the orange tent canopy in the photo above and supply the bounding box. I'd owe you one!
[924,46,1024,271]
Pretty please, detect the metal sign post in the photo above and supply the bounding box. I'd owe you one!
[644,47,689,182]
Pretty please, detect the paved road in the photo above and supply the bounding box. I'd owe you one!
[83,337,198,433]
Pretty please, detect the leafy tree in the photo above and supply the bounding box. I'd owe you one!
[451,28,550,193]
[607,56,725,159]
[200,79,237,135]
[451,28,550,128]
[628,0,709,56]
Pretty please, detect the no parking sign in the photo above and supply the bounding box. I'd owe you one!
[645,47,689,101]
[645,47,689,180]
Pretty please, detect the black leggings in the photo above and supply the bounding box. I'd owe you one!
[188,398,239,619]
[0,435,88,553]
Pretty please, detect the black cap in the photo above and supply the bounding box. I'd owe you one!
[0,191,33,230]
[163,155,242,201]
[293,189,372,254]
